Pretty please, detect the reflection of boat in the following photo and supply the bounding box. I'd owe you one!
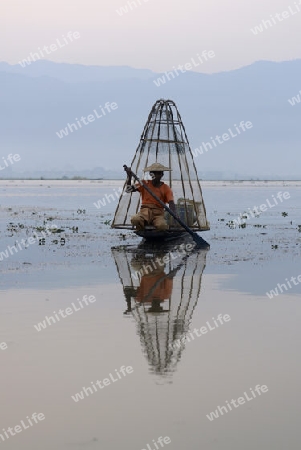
[134,226,185,242]
[111,99,210,242]
[112,243,207,382]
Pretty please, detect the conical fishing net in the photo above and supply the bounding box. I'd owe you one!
[112,99,210,231]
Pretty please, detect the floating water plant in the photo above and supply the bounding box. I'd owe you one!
[226,220,247,229]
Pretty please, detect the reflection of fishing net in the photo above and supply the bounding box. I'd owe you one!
[111,99,210,231]
[112,246,208,381]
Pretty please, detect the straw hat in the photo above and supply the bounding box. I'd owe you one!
[143,162,172,172]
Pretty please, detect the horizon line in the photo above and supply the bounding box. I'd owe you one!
[1,58,301,77]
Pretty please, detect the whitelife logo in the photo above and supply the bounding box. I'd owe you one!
[0,413,45,443]
[140,436,171,450]
[33,295,97,332]
[93,187,125,209]
[116,0,152,16]
[191,121,253,157]
[0,153,21,171]
[169,314,231,351]
[266,273,301,299]
[131,243,194,280]
[71,365,134,402]
[250,2,301,35]
[0,226,56,262]
[206,385,269,421]
[153,51,215,87]
[230,191,291,229]
[55,102,118,139]
[18,32,80,67]
[0,342,8,351]
[288,90,301,106]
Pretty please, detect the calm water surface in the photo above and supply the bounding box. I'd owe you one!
[0,181,300,450]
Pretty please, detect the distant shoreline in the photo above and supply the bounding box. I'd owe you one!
[0,178,300,182]
[1,180,301,188]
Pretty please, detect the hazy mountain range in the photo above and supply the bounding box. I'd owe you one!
[0,59,300,179]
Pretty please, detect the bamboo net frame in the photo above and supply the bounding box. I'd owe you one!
[111,99,210,231]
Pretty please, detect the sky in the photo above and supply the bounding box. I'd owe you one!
[1,0,301,73]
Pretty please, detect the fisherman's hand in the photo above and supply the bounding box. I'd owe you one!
[123,165,132,176]
[125,185,136,193]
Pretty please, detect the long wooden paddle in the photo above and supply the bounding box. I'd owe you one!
[123,165,209,249]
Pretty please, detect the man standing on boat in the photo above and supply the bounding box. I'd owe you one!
[124,163,177,231]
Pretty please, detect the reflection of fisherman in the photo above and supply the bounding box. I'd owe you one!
[135,268,173,305]
[123,254,174,314]
[124,163,177,231]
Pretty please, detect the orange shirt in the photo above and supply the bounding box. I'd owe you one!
[135,273,173,302]
[136,181,174,209]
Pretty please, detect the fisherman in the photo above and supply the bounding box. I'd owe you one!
[124,163,177,231]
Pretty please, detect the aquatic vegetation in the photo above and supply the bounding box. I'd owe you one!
[36,226,46,232]
[226,220,246,229]
[52,238,65,246]
[51,228,65,233]
[7,223,25,232]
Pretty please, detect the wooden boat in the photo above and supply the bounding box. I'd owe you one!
[111,99,210,241]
